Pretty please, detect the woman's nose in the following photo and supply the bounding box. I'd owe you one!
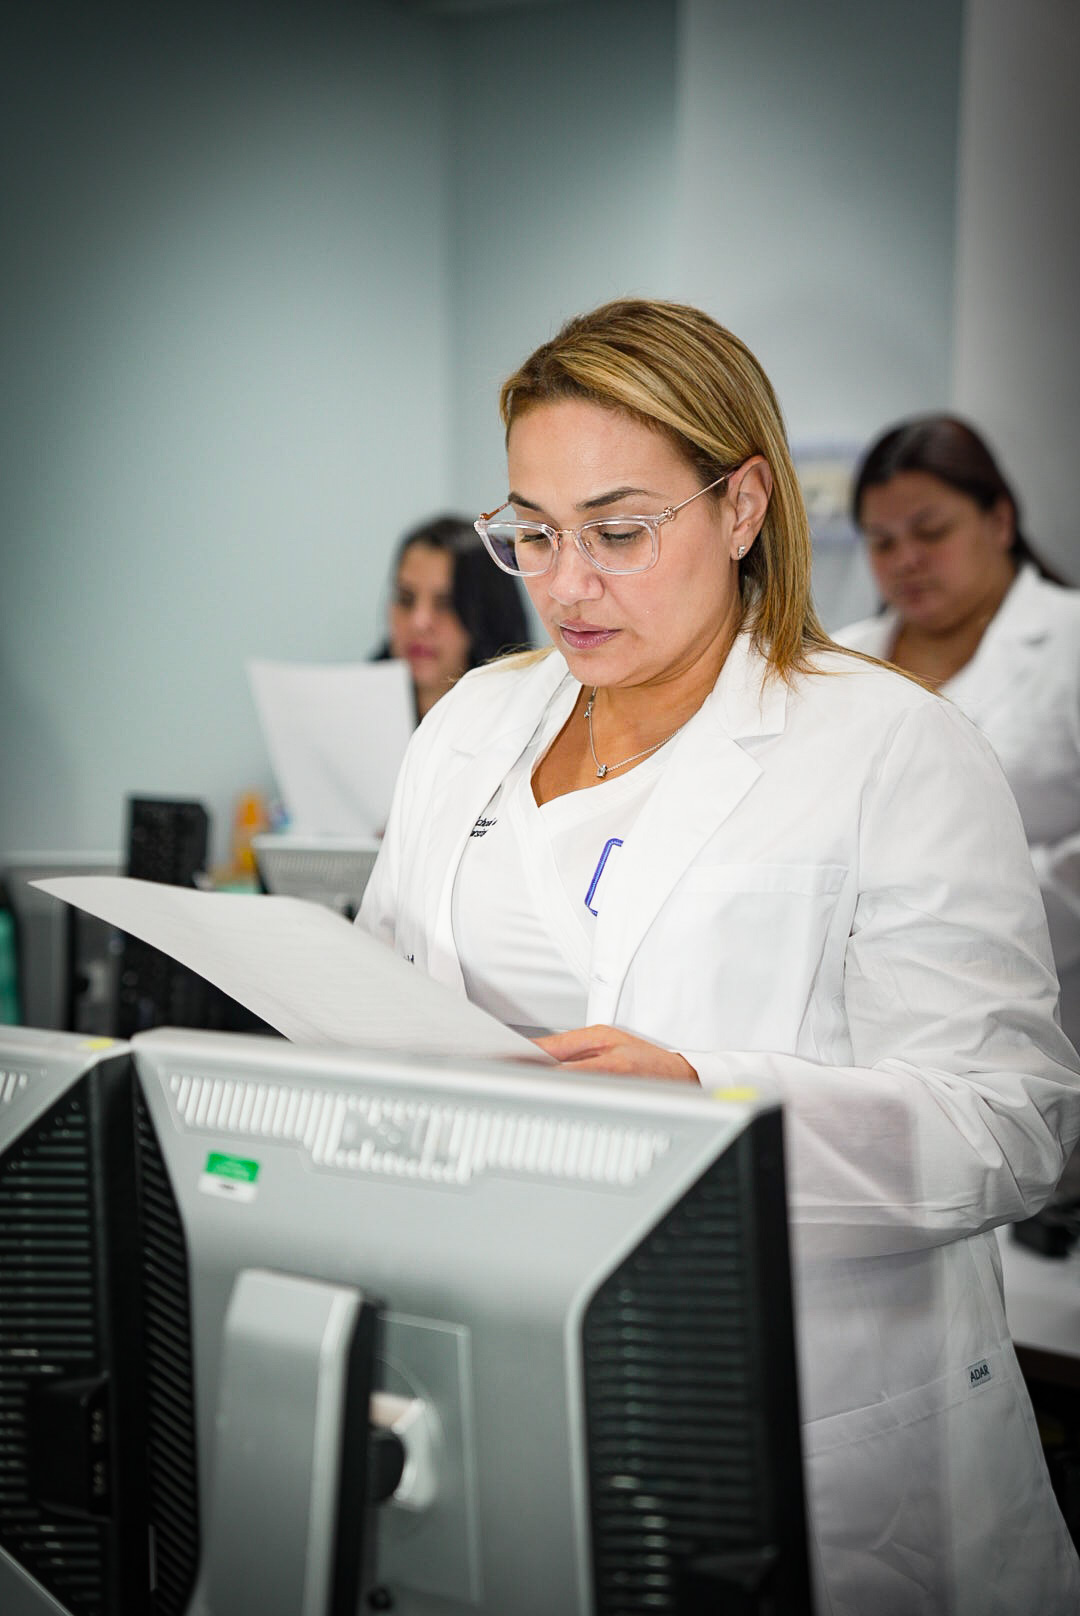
[891,537,925,574]
[546,536,605,605]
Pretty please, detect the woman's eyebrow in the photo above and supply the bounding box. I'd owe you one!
[866,503,944,536]
[578,485,657,511]
[507,485,658,514]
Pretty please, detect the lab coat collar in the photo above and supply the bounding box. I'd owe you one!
[589,632,786,1022]
[851,610,897,660]
[945,564,1049,722]
[425,653,572,990]
[978,563,1050,646]
[852,563,1047,664]
[700,626,790,740]
[447,651,570,758]
[426,634,788,1002]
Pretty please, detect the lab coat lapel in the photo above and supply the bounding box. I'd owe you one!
[424,654,572,990]
[853,610,898,659]
[944,566,1048,727]
[588,635,787,1024]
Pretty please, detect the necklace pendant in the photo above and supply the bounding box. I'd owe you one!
[596,764,608,779]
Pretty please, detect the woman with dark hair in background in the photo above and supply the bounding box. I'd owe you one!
[376,515,531,720]
[837,416,1080,1052]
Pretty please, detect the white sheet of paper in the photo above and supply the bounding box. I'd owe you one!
[33,876,548,1065]
[248,658,414,837]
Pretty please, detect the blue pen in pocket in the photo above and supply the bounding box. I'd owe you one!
[584,837,624,916]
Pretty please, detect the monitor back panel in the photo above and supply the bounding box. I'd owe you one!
[131,1029,807,1616]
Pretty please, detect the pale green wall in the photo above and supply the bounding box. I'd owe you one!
[0,2,451,862]
[1,0,969,863]
[952,0,1080,577]
[672,0,962,443]
[444,0,679,510]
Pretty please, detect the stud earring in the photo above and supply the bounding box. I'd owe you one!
[737,545,746,559]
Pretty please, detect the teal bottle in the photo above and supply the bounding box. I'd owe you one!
[0,908,19,1024]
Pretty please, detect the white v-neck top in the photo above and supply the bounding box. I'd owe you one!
[451,689,669,1036]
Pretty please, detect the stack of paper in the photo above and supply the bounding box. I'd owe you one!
[248,659,414,837]
[33,876,547,1065]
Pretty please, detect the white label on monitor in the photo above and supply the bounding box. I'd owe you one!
[199,1149,261,1202]
[199,1173,258,1203]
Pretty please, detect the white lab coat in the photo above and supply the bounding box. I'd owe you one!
[836,564,1080,1050]
[359,630,1080,1616]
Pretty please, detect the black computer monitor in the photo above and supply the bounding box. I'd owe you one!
[130,1027,812,1615]
[1,855,121,1034]
[0,1028,150,1616]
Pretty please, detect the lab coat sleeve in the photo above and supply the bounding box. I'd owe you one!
[688,700,1080,1259]
[357,797,402,950]
[1031,832,1080,974]
[1029,631,1080,967]
[356,699,438,949]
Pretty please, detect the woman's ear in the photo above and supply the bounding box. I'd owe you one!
[728,455,772,557]
[989,494,1016,555]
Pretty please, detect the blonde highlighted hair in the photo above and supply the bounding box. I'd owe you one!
[499,298,833,680]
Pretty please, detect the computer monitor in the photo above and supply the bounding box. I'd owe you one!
[130,1027,812,1615]
[0,1027,150,1616]
[1,854,121,1034]
[251,832,381,919]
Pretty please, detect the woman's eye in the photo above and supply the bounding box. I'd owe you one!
[596,525,646,545]
[914,525,950,542]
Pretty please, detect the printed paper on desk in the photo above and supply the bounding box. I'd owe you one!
[248,658,414,837]
[33,876,549,1065]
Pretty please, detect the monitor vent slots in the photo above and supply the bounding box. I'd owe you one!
[0,1067,35,1105]
[166,1068,671,1189]
[271,848,377,889]
[0,1094,106,1616]
[583,1138,766,1615]
[134,1092,200,1616]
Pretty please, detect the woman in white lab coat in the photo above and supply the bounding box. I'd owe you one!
[835,417,1080,1055]
[359,301,1080,1615]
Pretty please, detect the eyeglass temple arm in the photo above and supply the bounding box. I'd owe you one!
[663,469,732,522]
[481,469,732,529]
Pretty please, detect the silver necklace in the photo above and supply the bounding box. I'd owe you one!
[584,687,687,779]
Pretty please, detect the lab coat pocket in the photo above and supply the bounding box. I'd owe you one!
[801,1350,1064,1616]
[636,863,847,1049]
[688,862,847,897]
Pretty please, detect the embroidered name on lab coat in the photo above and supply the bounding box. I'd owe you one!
[968,1359,992,1388]
[471,816,497,838]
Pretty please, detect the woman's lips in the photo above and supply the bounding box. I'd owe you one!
[407,644,437,660]
[893,584,934,608]
[559,623,619,651]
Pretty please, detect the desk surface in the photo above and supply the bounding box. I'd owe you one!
[998,1225,1080,1375]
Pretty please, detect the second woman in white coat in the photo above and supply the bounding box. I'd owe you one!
[359,300,1080,1616]
[835,415,1080,1054]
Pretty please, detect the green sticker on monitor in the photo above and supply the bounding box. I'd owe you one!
[206,1151,260,1184]
[200,1152,260,1201]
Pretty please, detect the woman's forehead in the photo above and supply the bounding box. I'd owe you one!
[397,542,453,587]
[507,399,690,492]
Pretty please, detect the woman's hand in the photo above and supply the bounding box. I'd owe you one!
[534,1025,699,1084]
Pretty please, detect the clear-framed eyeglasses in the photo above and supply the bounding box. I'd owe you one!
[473,469,734,577]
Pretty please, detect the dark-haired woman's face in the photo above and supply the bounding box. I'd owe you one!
[389,542,471,716]
[858,472,1014,633]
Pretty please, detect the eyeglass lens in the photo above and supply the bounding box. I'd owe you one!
[483,519,656,575]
